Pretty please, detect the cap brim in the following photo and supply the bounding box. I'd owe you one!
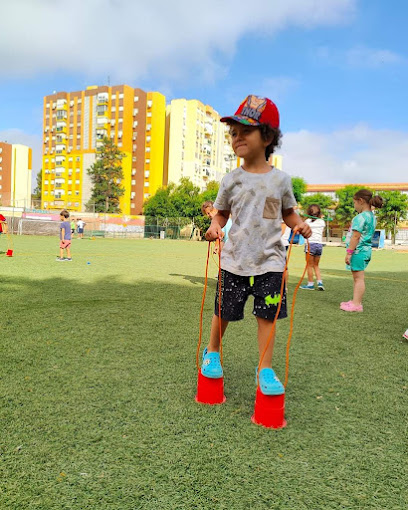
[220,115,260,126]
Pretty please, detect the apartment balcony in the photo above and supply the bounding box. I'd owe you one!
[56,125,67,134]
[97,97,109,106]
[96,117,110,130]
[56,112,68,121]
[56,102,67,111]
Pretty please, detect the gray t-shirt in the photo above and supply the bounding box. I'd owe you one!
[214,166,297,276]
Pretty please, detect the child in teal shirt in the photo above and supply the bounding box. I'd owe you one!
[340,189,383,312]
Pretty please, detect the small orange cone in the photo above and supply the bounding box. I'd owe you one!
[6,249,13,257]
[195,369,226,405]
[251,388,286,428]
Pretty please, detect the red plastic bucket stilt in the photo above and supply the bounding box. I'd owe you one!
[251,387,286,428]
[6,249,13,257]
[195,369,226,405]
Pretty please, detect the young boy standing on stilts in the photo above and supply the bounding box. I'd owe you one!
[202,95,311,395]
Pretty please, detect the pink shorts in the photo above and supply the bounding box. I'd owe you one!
[60,240,72,249]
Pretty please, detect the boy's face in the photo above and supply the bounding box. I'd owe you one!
[204,207,217,219]
[230,123,269,160]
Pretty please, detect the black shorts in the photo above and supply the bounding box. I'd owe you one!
[214,269,287,322]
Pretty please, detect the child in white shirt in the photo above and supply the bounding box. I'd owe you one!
[300,204,326,291]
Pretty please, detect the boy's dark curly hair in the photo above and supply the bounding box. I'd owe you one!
[259,124,282,160]
[227,121,282,160]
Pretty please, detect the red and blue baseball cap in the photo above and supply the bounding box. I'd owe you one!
[220,95,279,129]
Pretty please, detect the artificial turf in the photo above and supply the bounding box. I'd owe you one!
[0,236,407,509]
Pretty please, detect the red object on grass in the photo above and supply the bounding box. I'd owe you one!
[195,369,226,405]
[251,387,287,429]
[6,249,13,257]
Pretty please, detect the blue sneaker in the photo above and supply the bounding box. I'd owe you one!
[317,282,325,291]
[300,284,315,290]
[201,348,223,379]
[256,367,285,395]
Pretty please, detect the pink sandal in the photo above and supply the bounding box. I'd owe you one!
[340,301,363,312]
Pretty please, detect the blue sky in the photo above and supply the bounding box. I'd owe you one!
[0,0,407,184]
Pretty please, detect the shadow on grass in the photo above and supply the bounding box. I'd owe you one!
[1,271,407,509]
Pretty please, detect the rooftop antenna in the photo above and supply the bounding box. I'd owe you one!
[107,75,111,87]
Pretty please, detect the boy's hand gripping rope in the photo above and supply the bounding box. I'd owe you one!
[196,228,310,389]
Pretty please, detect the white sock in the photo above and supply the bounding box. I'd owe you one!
[318,280,323,284]
[308,281,314,286]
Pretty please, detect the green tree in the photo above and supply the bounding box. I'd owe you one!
[143,184,177,218]
[170,178,202,218]
[32,170,42,204]
[87,138,125,213]
[194,180,221,233]
[301,193,334,216]
[199,180,219,203]
[291,177,307,203]
[334,185,368,227]
[376,191,408,243]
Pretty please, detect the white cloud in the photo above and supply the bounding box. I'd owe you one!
[279,124,408,183]
[0,0,355,83]
[315,45,406,68]
[346,46,405,67]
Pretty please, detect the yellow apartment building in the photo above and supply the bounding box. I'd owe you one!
[164,99,239,190]
[0,142,32,207]
[42,85,166,215]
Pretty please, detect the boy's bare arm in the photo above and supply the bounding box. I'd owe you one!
[2,222,8,234]
[282,208,311,238]
[205,210,229,241]
[61,227,65,240]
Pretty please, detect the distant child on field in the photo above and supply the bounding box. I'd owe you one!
[340,189,383,312]
[70,217,76,238]
[77,218,85,239]
[0,213,8,235]
[201,200,232,252]
[403,329,408,341]
[300,204,326,291]
[202,95,311,395]
[57,210,72,262]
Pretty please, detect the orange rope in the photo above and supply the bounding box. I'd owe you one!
[197,229,310,390]
[284,247,309,387]
[256,226,310,388]
[196,239,223,370]
[196,242,211,370]
[217,239,223,365]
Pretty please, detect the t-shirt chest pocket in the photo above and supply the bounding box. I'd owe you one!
[262,197,281,219]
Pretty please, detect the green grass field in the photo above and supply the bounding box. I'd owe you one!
[1,236,407,509]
